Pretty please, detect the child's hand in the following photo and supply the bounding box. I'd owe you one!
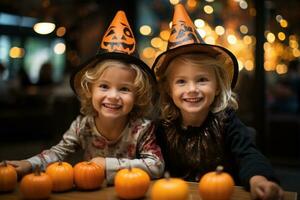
[250,175,284,200]
[90,157,106,170]
[6,160,32,178]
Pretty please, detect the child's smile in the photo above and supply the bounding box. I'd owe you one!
[181,91,204,110]
[102,103,122,110]
[183,97,202,104]
[167,61,219,125]
[91,66,136,121]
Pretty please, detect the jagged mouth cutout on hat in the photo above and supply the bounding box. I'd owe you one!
[168,20,201,49]
[101,22,135,54]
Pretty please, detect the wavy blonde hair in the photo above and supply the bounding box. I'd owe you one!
[78,59,154,119]
[157,53,238,122]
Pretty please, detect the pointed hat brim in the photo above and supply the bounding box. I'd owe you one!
[70,52,156,97]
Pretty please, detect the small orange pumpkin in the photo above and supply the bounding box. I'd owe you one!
[20,166,52,199]
[0,161,18,192]
[114,167,150,199]
[46,161,74,192]
[198,166,234,200]
[150,172,189,200]
[73,161,104,190]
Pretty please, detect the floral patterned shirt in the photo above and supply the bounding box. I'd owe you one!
[27,115,164,184]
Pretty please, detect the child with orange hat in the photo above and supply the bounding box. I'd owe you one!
[6,10,164,184]
[153,4,283,200]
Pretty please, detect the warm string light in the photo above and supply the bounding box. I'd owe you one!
[140,25,152,36]
[139,0,299,74]
[33,22,55,35]
[9,47,25,58]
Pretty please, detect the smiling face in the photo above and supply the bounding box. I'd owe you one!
[168,20,200,49]
[100,11,136,54]
[166,59,220,126]
[101,22,135,54]
[90,65,136,123]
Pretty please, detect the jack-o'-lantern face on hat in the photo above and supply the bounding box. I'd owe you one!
[168,20,201,49]
[167,4,203,49]
[100,11,136,54]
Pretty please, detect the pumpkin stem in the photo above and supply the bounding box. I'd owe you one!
[34,165,41,176]
[3,160,7,167]
[216,165,224,174]
[164,171,170,180]
[128,163,132,172]
[58,161,63,166]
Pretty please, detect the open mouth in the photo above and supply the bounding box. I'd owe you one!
[183,97,202,103]
[103,103,122,109]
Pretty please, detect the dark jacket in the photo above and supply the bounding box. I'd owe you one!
[155,109,278,189]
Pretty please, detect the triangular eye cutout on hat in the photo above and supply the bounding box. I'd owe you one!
[168,3,204,50]
[100,10,136,55]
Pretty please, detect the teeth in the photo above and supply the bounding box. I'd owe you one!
[184,98,201,102]
[103,103,121,109]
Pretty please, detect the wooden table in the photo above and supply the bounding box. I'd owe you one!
[0,182,297,200]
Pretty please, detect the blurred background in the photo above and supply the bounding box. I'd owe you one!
[0,0,299,193]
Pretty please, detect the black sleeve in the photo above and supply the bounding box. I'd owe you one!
[154,120,165,149]
[154,120,172,172]
[224,110,279,189]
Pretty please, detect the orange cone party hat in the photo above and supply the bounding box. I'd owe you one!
[167,3,203,49]
[100,11,136,55]
[152,4,239,89]
[70,10,155,95]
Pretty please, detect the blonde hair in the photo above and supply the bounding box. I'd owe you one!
[158,53,238,122]
[78,59,154,119]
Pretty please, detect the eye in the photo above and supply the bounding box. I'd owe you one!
[197,77,209,82]
[175,79,186,85]
[99,84,109,90]
[120,87,130,92]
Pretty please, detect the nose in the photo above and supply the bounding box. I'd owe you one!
[107,89,120,100]
[187,82,198,92]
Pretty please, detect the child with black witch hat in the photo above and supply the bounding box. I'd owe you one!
[6,10,164,185]
[153,4,283,200]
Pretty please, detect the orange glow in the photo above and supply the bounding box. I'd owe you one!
[9,47,25,58]
[244,60,254,71]
[187,0,197,8]
[280,19,288,28]
[266,32,276,43]
[142,47,156,59]
[276,64,288,74]
[160,30,170,41]
[56,27,66,37]
[277,32,286,41]
[243,35,252,45]
[151,37,163,49]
